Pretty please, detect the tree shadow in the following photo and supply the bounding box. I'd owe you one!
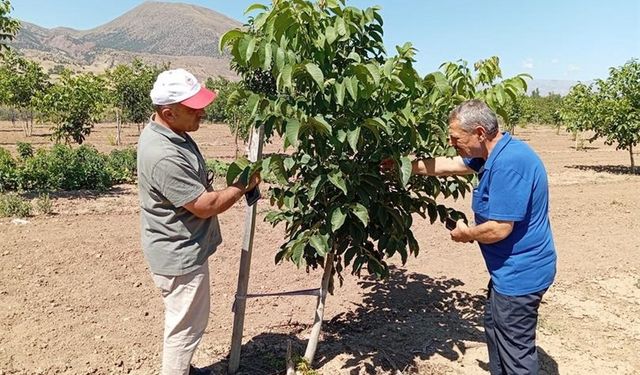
[566,164,639,175]
[203,266,558,374]
[567,146,599,151]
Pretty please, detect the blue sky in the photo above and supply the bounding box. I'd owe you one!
[11,0,639,81]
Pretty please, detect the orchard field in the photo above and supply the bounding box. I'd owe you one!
[1,121,639,375]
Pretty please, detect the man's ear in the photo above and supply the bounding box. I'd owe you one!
[160,106,176,122]
[475,125,487,140]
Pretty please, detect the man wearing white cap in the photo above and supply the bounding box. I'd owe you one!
[137,68,260,375]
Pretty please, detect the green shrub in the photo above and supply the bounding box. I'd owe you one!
[62,145,112,190]
[0,193,32,218]
[18,144,112,191]
[16,142,34,159]
[17,147,60,191]
[206,159,229,180]
[0,148,18,192]
[35,193,53,215]
[107,148,137,184]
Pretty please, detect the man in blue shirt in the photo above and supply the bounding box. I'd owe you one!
[402,99,557,374]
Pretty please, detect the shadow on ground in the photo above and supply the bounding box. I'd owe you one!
[204,266,558,374]
[566,164,639,175]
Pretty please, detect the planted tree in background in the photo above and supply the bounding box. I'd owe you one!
[0,52,49,136]
[0,0,20,53]
[591,60,640,173]
[106,59,163,143]
[204,76,250,157]
[560,83,597,150]
[222,0,528,365]
[33,69,108,144]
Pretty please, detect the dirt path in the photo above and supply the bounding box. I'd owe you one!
[1,122,638,374]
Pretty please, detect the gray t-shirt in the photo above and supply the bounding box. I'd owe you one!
[137,120,222,276]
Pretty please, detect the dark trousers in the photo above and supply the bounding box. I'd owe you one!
[485,282,546,375]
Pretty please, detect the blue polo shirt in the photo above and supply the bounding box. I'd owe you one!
[464,133,556,296]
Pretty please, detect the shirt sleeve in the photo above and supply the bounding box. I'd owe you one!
[151,156,205,208]
[487,168,532,221]
[463,157,485,172]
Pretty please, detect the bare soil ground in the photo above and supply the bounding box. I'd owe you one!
[1,121,639,375]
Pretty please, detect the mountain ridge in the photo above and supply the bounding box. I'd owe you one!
[10,1,242,80]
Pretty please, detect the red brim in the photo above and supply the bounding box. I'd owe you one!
[181,87,217,109]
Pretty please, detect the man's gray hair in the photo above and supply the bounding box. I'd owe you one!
[448,99,499,136]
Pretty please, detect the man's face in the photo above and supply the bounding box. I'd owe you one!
[169,104,206,132]
[448,119,483,158]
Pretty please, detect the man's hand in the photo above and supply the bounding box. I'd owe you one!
[246,171,261,192]
[450,220,474,243]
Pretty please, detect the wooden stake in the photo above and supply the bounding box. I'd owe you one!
[228,125,265,374]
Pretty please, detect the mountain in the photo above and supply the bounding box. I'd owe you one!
[10,1,242,80]
[527,79,588,96]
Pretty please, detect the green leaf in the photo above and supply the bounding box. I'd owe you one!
[335,17,347,36]
[346,76,358,101]
[328,170,348,195]
[305,63,325,89]
[309,115,332,135]
[325,26,337,45]
[244,3,268,14]
[268,155,288,184]
[291,240,306,267]
[335,81,345,106]
[331,207,347,232]
[263,43,273,70]
[351,203,369,226]
[226,157,250,186]
[383,59,394,78]
[219,29,243,53]
[399,156,412,187]
[495,85,506,106]
[365,63,381,86]
[283,157,295,171]
[275,47,286,71]
[427,71,450,93]
[245,37,257,63]
[347,127,360,152]
[246,93,260,117]
[308,175,326,200]
[309,234,329,257]
[285,119,300,146]
[280,64,293,91]
[336,129,347,143]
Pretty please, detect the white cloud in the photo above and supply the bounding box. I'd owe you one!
[522,58,534,69]
[551,58,559,64]
[567,64,581,72]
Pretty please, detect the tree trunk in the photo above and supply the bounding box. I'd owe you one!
[630,145,636,174]
[303,252,335,364]
[575,132,583,151]
[116,110,122,146]
[28,110,33,137]
[285,340,296,375]
[234,122,240,159]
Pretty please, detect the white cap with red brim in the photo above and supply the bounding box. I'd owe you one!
[150,68,217,109]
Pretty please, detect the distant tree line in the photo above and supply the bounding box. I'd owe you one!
[0,52,252,146]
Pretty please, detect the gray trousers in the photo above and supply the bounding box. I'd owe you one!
[485,282,546,375]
